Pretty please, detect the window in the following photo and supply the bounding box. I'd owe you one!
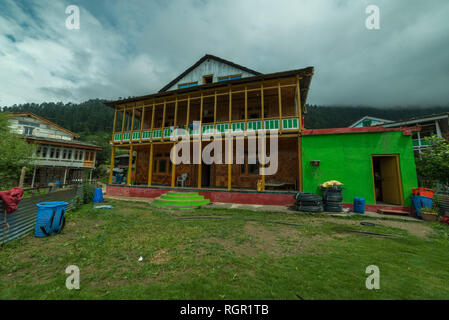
[158,159,167,173]
[42,147,48,158]
[178,81,198,89]
[218,74,242,82]
[203,74,213,84]
[55,148,60,159]
[67,149,72,160]
[36,147,41,157]
[62,149,67,159]
[24,127,34,135]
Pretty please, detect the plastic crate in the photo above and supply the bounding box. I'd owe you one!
[412,188,434,198]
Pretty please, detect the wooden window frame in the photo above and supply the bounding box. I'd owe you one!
[218,74,242,82]
[202,74,213,84]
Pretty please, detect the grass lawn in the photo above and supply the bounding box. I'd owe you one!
[1,199,449,299]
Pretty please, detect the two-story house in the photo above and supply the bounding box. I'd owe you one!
[9,113,102,187]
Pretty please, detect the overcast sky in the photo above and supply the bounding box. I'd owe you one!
[1,0,448,107]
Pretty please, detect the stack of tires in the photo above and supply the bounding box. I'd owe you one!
[294,193,323,213]
[321,186,343,212]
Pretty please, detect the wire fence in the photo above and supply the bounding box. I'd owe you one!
[0,184,84,245]
[434,192,449,216]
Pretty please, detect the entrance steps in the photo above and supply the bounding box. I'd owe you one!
[377,208,410,216]
[152,191,210,209]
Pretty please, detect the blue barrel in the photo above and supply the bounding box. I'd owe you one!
[34,202,68,237]
[93,188,104,203]
[353,197,365,214]
[410,195,433,218]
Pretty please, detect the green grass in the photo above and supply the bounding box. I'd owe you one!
[1,200,449,299]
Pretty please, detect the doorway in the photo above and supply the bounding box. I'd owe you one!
[371,155,403,205]
[202,164,211,187]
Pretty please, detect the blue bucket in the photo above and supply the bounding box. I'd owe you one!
[93,188,104,203]
[410,195,433,218]
[34,201,69,237]
[353,197,365,214]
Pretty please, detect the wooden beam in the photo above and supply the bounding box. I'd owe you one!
[162,100,166,138]
[186,95,190,127]
[197,139,202,189]
[228,87,232,191]
[174,96,178,128]
[127,145,133,185]
[261,83,264,129]
[121,108,126,143]
[244,86,248,128]
[213,90,217,125]
[151,102,155,132]
[148,143,153,186]
[139,105,145,143]
[130,106,135,142]
[109,146,115,184]
[296,76,302,131]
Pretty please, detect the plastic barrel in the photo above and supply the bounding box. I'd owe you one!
[410,195,433,218]
[34,202,68,237]
[353,197,365,214]
[93,188,104,203]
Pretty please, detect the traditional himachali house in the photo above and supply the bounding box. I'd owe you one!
[9,113,102,187]
[105,54,419,213]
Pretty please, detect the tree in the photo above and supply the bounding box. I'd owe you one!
[0,113,35,189]
[415,136,449,188]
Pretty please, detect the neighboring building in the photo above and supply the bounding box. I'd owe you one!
[381,112,449,158]
[9,113,102,187]
[348,116,393,128]
[104,54,418,211]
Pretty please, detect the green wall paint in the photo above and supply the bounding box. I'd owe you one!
[301,131,418,206]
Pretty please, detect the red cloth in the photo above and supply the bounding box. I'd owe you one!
[0,187,24,214]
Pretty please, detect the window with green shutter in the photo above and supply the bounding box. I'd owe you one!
[142,130,152,140]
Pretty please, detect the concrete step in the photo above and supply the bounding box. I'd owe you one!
[377,208,410,216]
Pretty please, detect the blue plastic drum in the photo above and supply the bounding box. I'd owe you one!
[34,202,68,237]
[353,197,365,214]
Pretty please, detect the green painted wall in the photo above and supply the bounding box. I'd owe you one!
[301,131,418,206]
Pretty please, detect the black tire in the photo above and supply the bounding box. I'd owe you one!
[296,193,322,202]
[298,200,323,206]
[324,194,343,202]
[297,205,323,213]
[324,205,343,212]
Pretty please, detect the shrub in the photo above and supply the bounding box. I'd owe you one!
[82,183,95,204]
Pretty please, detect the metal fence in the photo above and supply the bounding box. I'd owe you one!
[434,193,449,216]
[0,184,83,244]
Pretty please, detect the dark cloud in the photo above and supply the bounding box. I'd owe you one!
[0,0,448,107]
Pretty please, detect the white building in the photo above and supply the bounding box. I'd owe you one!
[9,113,102,186]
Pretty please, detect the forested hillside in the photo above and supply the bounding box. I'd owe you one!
[2,100,448,165]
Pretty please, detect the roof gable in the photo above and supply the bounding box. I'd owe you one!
[10,113,79,138]
[159,54,261,92]
[348,116,393,128]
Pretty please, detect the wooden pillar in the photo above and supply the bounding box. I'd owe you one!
[120,107,126,143]
[148,143,154,186]
[130,106,135,139]
[213,90,217,125]
[278,81,282,134]
[171,143,176,187]
[162,100,166,138]
[198,92,203,189]
[139,105,145,143]
[31,166,37,188]
[18,166,26,188]
[112,108,117,137]
[260,83,265,190]
[127,146,133,185]
[228,87,232,191]
[63,168,68,185]
[261,83,264,129]
[186,95,190,127]
[244,86,248,127]
[109,146,115,184]
[296,76,303,191]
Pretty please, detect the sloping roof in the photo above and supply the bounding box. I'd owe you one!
[159,54,262,92]
[10,113,79,138]
[25,136,102,150]
[348,116,393,128]
[382,112,449,128]
[105,66,314,109]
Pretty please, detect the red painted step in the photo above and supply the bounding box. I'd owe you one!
[377,208,410,216]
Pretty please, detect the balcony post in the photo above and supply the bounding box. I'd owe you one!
[228,86,232,191]
[148,143,153,186]
[112,108,117,137]
[278,81,282,134]
[120,106,126,143]
[109,147,115,184]
[198,92,203,189]
[127,146,133,185]
[139,104,145,143]
[244,86,247,131]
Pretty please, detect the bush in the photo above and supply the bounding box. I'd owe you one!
[82,183,95,204]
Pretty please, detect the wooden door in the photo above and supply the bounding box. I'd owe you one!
[380,156,402,205]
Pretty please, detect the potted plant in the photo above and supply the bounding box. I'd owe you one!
[420,206,439,222]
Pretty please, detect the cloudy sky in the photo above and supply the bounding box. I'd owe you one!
[0,0,448,107]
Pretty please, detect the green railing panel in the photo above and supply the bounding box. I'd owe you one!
[132,131,141,140]
[264,119,280,130]
[282,118,299,130]
[202,125,214,135]
[163,128,174,138]
[152,129,162,139]
[232,122,245,132]
[247,120,262,131]
[142,130,152,140]
[175,128,187,137]
[122,132,131,140]
[113,133,121,141]
[216,123,229,133]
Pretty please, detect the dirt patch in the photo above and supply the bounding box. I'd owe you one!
[151,249,170,264]
[202,222,330,257]
[308,217,432,238]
